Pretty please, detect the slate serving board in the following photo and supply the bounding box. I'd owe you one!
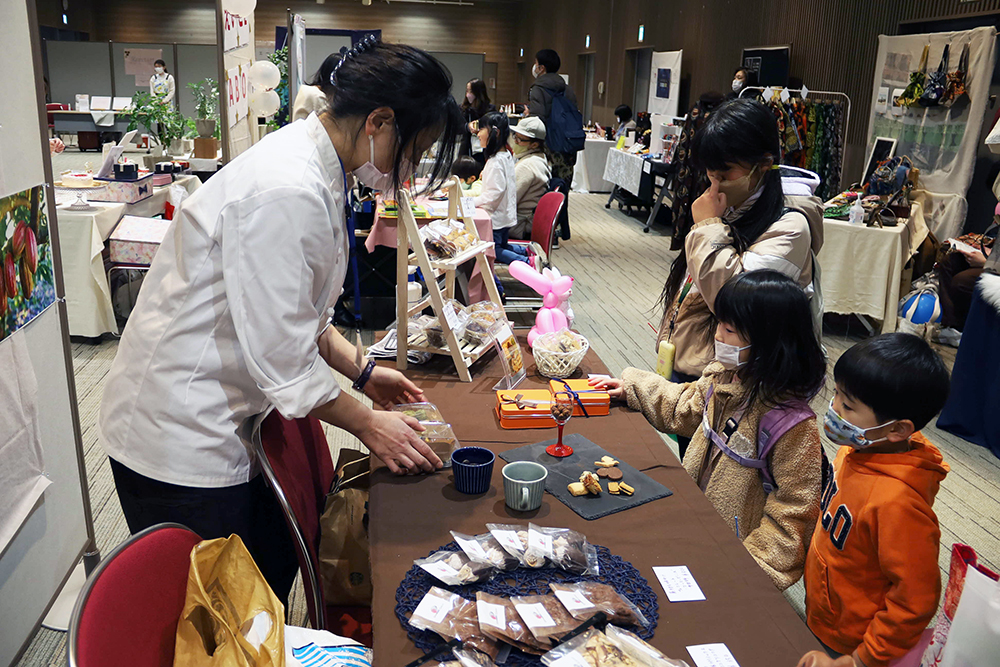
[499,433,672,520]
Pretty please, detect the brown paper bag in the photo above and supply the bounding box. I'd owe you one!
[173,534,285,667]
[319,449,372,606]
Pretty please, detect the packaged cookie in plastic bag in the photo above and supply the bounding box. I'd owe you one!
[415,549,494,586]
[525,524,599,575]
[449,599,500,659]
[540,628,639,667]
[604,626,690,667]
[485,523,533,568]
[451,531,520,571]
[409,588,499,660]
[511,594,582,642]
[475,592,551,655]
[549,582,648,628]
[452,647,498,667]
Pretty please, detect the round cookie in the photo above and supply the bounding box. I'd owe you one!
[607,468,623,481]
[596,468,610,478]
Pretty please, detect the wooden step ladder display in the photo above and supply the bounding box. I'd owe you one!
[395,176,505,382]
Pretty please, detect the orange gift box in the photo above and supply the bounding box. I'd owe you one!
[496,385,609,430]
[548,379,611,412]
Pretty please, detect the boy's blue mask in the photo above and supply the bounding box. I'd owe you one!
[823,399,897,449]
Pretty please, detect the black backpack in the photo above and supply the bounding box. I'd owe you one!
[545,89,585,154]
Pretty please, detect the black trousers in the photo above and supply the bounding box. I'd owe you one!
[110,458,300,605]
[670,370,701,461]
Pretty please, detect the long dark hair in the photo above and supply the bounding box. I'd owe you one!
[321,41,463,193]
[714,270,825,411]
[461,78,491,114]
[310,53,341,87]
[660,99,784,315]
[479,111,510,161]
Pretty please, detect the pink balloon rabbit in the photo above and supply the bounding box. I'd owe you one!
[508,260,574,347]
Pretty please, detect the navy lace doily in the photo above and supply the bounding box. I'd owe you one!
[395,542,659,667]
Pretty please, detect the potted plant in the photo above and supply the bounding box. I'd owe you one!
[188,78,219,138]
[126,92,187,163]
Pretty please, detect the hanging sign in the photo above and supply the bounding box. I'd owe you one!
[123,48,163,87]
[223,10,252,53]
[226,64,249,128]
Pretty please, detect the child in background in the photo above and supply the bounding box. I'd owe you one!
[592,270,826,590]
[797,333,950,667]
[451,155,483,197]
[473,112,531,266]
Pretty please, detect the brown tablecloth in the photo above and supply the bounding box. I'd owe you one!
[369,340,820,667]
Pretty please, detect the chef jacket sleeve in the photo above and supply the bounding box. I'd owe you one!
[220,186,343,419]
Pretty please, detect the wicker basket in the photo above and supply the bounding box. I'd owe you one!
[532,331,589,378]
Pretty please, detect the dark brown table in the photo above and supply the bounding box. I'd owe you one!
[369,340,820,667]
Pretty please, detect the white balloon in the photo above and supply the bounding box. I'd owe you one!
[227,0,256,17]
[249,60,281,91]
[250,89,280,117]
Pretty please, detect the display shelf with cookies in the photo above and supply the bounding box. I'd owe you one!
[395,177,505,382]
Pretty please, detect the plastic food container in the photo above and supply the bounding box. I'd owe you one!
[420,423,461,468]
[392,402,445,424]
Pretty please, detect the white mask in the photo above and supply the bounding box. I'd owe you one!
[154,66,165,75]
[466,92,476,103]
[353,133,413,193]
[715,339,750,370]
[732,79,744,93]
[532,64,541,79]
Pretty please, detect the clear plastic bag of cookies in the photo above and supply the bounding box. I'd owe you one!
[414,549,494,586]
[485,523,533,568]
[604,626,691,667]
[525,524,599,575]
[475,592,551,655]
[510,594,583,642]
[549,582,649,628]
[408,586,465,636]
[452,647,498,667]
[451,531,520,571]
[540,628,639,667]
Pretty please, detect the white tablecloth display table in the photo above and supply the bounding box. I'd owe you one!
[602,147,648,197]
[56,174,202,337]
[817,202,928,333]
[572,138,615,193]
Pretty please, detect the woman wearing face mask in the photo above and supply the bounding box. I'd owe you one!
[592,270,826,590]
[727,68,749,100]
[656,98,824,458]
[149,59,176,106]
[99,40,462,603]
[460,78,495,163]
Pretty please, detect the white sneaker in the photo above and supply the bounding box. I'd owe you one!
[935,327,962,347]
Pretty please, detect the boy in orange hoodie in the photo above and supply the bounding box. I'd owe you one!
[797,333,951,667]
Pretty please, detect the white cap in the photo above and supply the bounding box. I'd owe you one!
[511,116,546,141]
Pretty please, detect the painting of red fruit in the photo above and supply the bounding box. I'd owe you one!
[1,185,55,342]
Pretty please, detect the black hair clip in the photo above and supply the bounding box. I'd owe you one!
[330,34,380,86]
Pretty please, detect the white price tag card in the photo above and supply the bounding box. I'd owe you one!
[527,531,552,555]
[686,643,740,667]
[419,560,458,581]
[552,652,591,667]
[442,303,461,331]
[552,589,594,612]
[454,535,487,561]
[413,592,453,624]
[779,88,791,103]
[461,196,476,219]
[514,603,556,628]
[800,84,810,100]
[478,601,506,629]
[492,529,522,553]
[653,566,706,602]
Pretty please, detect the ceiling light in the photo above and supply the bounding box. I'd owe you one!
[638,25,644,42]
[585,35,590,49]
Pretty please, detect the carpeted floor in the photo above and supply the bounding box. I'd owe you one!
[15,157,1000,664]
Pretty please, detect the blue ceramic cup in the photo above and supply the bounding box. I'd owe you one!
[451,447,495,494]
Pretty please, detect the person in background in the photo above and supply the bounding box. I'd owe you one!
[527,48,580,243]
[149,59,176,107]
[473,111,531,266]
[657,99,824,459]
[797,333,950,667]
[291,53,339,122]
[451,155,483,197]
[460,78,495,164]
[592,270,826,591]
[728,67,749,100]
[935,215,997,346]
[613,104,636,141]
[509,116,551,240]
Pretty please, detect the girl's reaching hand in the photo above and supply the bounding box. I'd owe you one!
[589,376,624,400]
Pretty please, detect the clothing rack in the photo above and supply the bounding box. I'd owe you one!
[740,86,851,199]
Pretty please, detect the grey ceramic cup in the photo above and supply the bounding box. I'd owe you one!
[502,461,548,511]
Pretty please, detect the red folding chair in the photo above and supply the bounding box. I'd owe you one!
[46,103,68,138]
[67,523,202,667]
[253,411,373,645]
[499,190,565,312]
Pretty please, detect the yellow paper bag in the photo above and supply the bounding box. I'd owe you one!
[173,534,285,667]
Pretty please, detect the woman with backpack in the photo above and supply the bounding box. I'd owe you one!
[592,270,826,591]
[658,98,824,458]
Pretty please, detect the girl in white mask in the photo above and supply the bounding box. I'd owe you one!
[730,67,749,98]
[459,78,495,161]
[149,58,176,106]
[592,270,827,591]
[100,39,463,605]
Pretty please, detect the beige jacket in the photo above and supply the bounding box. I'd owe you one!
[512,149,551,238]
[621,363,822,590]
[658,195,825,376]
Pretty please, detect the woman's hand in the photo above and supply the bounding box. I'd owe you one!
[958,245,988,268]
[589,376,624,400]
[692,180,728,224]
[359,410,441,475]
[363,366,424,409]
[49,137,65,154]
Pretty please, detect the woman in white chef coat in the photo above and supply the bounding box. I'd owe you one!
[100,39,463,602]
[149,58,176,106]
